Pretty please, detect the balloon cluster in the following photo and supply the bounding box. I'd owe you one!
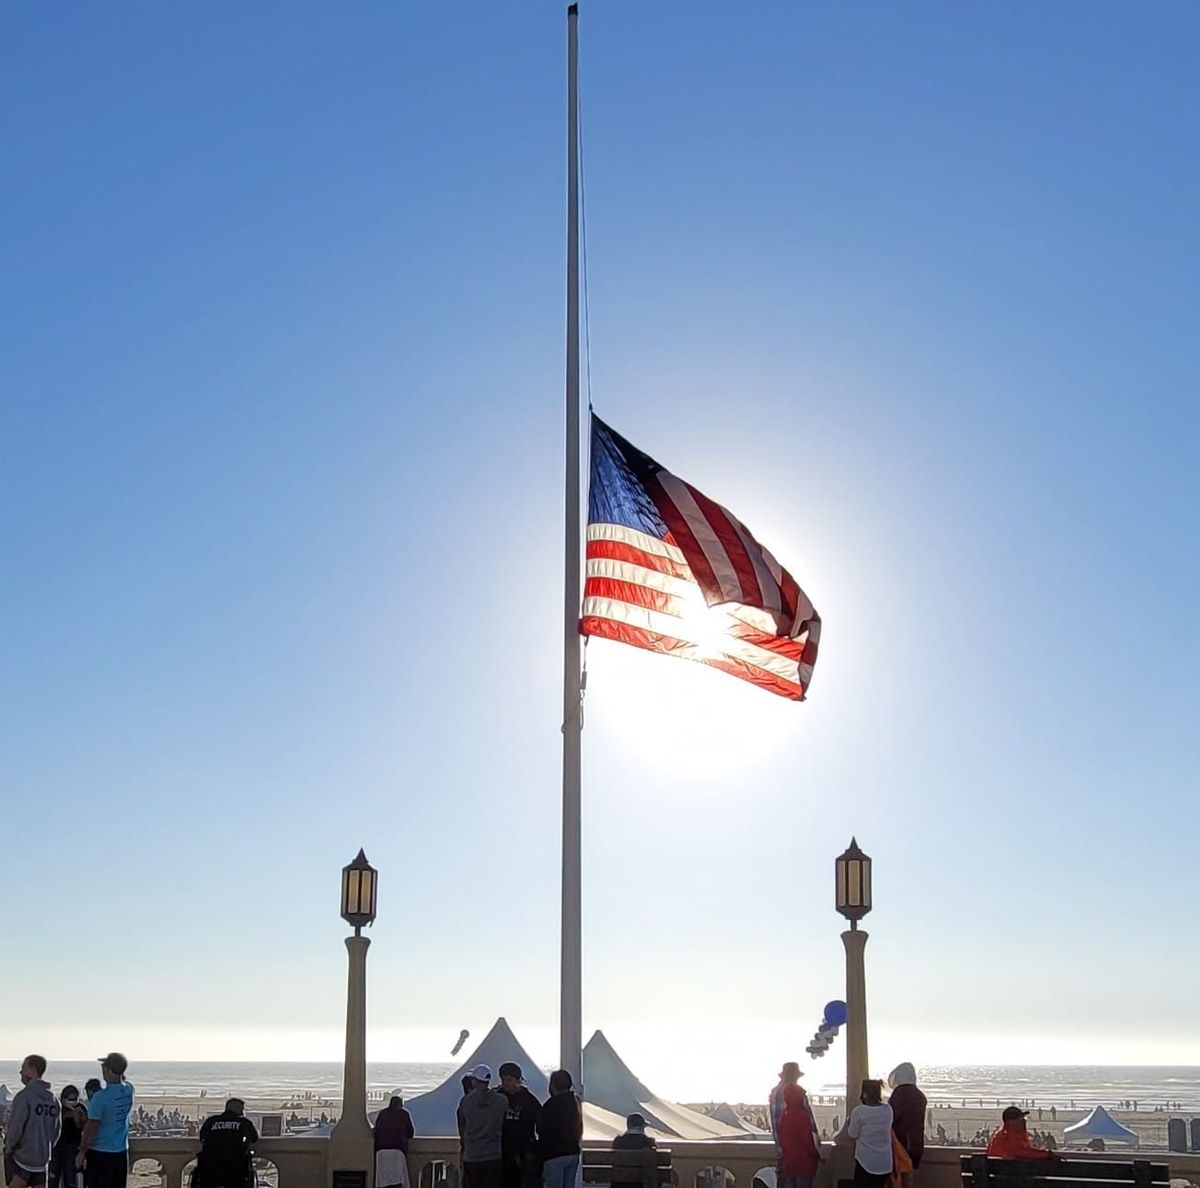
[806,1000,847,1059]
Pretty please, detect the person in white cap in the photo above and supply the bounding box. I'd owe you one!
[456,1066,506,1188]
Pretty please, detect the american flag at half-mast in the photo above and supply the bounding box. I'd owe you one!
[581,416,821,700]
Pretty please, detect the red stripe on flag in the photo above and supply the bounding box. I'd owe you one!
[643,472,723,599]
[585,538,692,580]
[579,615,805,700]
[683,480,763,607]
[583,576,683,619]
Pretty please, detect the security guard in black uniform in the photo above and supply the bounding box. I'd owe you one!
[196,1098,258,1188]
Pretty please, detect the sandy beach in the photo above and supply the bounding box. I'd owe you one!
[119,1091,1187,1151]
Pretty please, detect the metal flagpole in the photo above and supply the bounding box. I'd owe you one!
[560,0,583,1089]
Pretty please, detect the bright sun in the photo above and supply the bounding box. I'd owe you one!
[584,623,795,781]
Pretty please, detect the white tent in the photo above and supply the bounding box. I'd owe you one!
[707,1103,766,1136]
[404,1017,548,1136]
[1062,1106,1139,1148]
[402,1019,751,1141]
[581,1030,749,1141]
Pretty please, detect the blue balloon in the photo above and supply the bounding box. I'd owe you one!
[823,1000,848,1028]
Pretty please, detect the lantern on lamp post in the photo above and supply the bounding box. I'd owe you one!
[835,837,872,930]
[835,838,872,1115]
[341,848,378,936]
[331,849,377,1171]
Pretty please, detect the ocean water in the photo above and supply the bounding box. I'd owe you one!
[8,1063,1198,1110]
[0,1062,455,1103]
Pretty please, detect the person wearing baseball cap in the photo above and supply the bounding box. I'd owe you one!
[456,1066,506,1188]
[986,1107,1054,1160]
[497,1063,540,1188]
[613,1113,656,1152]
[77,1055,134,1188]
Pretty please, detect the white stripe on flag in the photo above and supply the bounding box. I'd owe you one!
[581,595,802,684]
[586,522,687,564]
[656,471,744,603]
[730,517,782,615]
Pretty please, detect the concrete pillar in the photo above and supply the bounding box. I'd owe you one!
[330,935,372,1188]
[842,928,869,1114]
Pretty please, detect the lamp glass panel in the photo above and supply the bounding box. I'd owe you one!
[361,869,375,915]
[836,861,847,909]
[863,861,872,909]
[347,868,361,914]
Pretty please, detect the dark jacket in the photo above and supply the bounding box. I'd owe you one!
[199,1110,258,1163]
[537,1093,582,1161]
[501,1087,541,1159]
[888,1082,927,1169]
[374,1105,415,1153]
[613,1133,656,1151]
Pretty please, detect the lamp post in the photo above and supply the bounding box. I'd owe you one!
[835,838,872,1114]
[330,850,377,1187]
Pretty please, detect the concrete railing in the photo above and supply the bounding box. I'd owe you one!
[129,1136,329,1188]
[132,1136,1200,1188]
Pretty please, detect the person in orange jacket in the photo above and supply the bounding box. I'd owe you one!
[986,1107,1056,1160]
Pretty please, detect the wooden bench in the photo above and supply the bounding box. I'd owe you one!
[583,1147,673,1188]
[960,1154,1170,1188]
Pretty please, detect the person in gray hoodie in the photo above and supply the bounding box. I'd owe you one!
[4,1056,62,1188]
[456,1065,507,1188]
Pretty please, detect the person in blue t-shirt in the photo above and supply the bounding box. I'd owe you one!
[77,1054,134,1188]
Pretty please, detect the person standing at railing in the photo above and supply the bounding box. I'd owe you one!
[457,1066,506,1188]
[77,1055,133,1188]
[374,1096,415,1188]
[778,1085,821,1188]
[886,1064,926,1187]
[49,1086,86,1188]
[4,1055,62,1188]
[537,1072,581,1188]
[837,1079,893,1188]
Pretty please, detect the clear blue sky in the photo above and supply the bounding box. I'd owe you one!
[3,1,1198,1100]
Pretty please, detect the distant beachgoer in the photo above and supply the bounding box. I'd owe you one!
[613,1114,655,1151]
[777,1085,821,1188]
[5,1056,62,1188]
[887,1064,926,1182]
[1050,1107,1056,1122]
[50,1086,86,1188]
[538,1071,582,1188]
[458,1066,506,1188]
[986,1108,1053,1160]
[498,1063,541,1188]
[770,1064,803,1147]
[197,1099,257,1188]
[839,1080,893,1188]
[78,1053,133,1188]
[83,1084,101,1109]
[374,1096,414,1188]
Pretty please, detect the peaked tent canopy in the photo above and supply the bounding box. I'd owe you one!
[1062,1106,1139,1147]
[707,1102,765,1135]
[403,1017,548,1136]
[582,1030,746,1140]
[401,1019,749,1140]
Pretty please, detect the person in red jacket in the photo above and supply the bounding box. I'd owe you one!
[986,1108,1055,1160]
[778,1084,821,1188]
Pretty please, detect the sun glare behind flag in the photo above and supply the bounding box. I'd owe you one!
[580,416,821,700]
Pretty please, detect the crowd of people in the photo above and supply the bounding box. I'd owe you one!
[0,1054,265,1188]
[765,1060,1074,1188]
[3,1048,1152,1188]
